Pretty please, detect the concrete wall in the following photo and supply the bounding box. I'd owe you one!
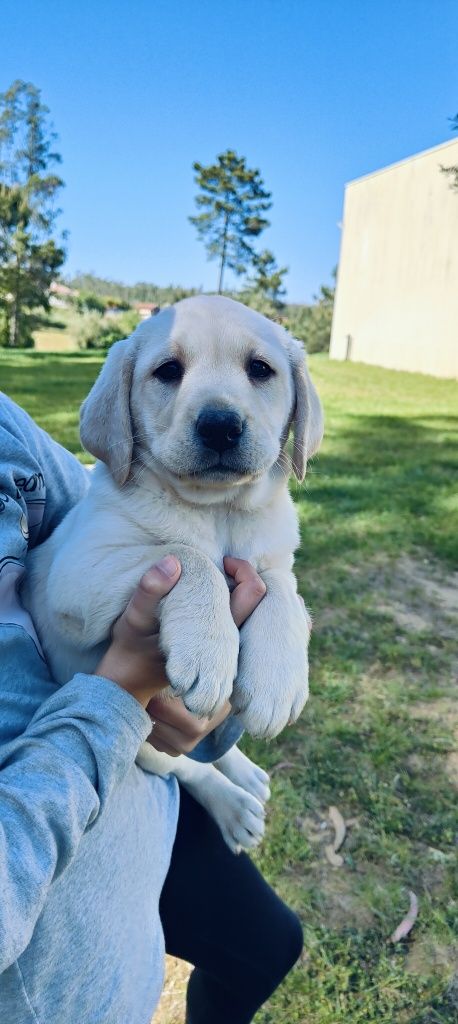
[330,139,458,379]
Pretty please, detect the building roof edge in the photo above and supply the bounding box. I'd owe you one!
[345,136,458,189]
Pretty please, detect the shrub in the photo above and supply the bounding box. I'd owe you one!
[76,309,140,350]
[284,283,335,354]
[75,291,106,314]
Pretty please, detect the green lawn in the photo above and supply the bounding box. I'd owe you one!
[1,350,457,1023]
[32,306,83,351]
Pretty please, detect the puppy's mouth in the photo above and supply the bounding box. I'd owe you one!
[185,461,256,483]
[144,449,270,489]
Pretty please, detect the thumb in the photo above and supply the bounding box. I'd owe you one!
[122,556,181,636]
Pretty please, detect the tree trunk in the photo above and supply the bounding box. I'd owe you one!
[218,213,229,294]
[10,257,21,347]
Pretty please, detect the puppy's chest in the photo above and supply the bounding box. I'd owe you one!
[178,507,280,571]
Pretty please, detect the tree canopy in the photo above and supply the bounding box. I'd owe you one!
[0,80,65,346]
[68,273,198,307]
[246,249,288,310]
[189,150,272,293]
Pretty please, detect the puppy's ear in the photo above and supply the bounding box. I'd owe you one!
[80,338,136,485]
[289,341,324,481]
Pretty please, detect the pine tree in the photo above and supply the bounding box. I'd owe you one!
[0,80,65,347]
[247,250,288,309]
[189,150,272,293]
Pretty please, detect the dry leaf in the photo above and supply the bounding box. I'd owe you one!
[324,844,344,867]
[329,806,346,851]
[324,805,347,865]
[389,891,419,943]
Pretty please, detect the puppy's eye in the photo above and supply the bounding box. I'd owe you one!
[248,359,274,381]
[153,360,184,383]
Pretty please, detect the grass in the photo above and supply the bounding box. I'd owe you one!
[32,306,82,351]
[0,349,103,457]
[1,349,457,1023]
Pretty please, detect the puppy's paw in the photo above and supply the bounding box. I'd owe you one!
[204,774,266,854]
[159,577,239,717]
[217,748,270,805]
[233,606,310,739]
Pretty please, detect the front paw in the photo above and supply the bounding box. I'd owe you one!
[159,582,239,717]
[232,607,311,738]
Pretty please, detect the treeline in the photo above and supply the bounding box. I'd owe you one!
[67,274,199,307]
[67,272,335,354]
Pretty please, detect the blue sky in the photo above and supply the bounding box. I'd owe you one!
[3,0,458,301]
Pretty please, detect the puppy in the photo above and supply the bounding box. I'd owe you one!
[22,295,323,853]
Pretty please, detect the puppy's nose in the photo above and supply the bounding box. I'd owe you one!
[196,409,244,453]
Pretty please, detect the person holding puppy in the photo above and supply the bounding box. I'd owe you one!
[0,394,303,1024]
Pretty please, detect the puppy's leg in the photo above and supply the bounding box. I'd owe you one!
[215,746,270,806]
[136,743,265,855]
[157,545,239,718]
[233,569,312,739]
[43,540,239,719]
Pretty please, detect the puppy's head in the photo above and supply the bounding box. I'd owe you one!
[80,296,323,496]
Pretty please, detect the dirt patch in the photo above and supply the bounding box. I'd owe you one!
[374,555,457,638]
[396,557,458,616]
[153,955,191,1024]
[409,698,458,789]
[377,601,432,633]
[312,866,375,930]
[406,937,458,979]
[445,751,458,788]
[294,814,375,930]
[409,698,458,726]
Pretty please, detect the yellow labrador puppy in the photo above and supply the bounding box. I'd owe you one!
[22,295,323,853]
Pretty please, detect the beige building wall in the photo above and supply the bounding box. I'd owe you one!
[330,138,458,379]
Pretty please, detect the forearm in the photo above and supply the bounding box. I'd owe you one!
[0,626,151,971]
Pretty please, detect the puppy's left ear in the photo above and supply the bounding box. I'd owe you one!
[289,341,324,481]
[80,338,137,485]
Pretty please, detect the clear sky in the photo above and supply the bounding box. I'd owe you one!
[3,0,458,301]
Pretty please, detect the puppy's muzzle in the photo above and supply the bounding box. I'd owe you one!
[196,408,245,454]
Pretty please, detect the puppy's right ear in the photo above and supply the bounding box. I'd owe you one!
[80,339,136,485]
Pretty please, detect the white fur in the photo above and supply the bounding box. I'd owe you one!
[22,295,323,850]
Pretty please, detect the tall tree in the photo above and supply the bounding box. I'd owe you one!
[189,150,272,293]
[0,80,65,347]
[247,249,288,309]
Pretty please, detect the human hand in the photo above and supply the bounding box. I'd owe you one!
[146,557,266,755]
[95,555,182,708]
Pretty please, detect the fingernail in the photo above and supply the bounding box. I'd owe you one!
[156,555,179,578]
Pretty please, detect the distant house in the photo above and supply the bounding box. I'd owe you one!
[134,302,160,320]
[49,281,78,308]
[330,138,458,379]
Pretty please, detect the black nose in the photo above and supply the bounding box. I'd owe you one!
[196,408,244,453]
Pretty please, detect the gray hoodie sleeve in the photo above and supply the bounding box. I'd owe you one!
[0,396,152,970]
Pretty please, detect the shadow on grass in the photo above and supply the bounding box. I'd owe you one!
[299,413,458,566]
[1,352,104,456]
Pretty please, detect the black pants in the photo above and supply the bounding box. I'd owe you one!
[160,787,303,1024]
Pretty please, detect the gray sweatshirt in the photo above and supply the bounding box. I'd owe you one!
[0,394,240,1024]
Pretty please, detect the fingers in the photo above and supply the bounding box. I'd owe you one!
[146,696,231,754]
[121,556,181,636]
[224,556,266,628]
